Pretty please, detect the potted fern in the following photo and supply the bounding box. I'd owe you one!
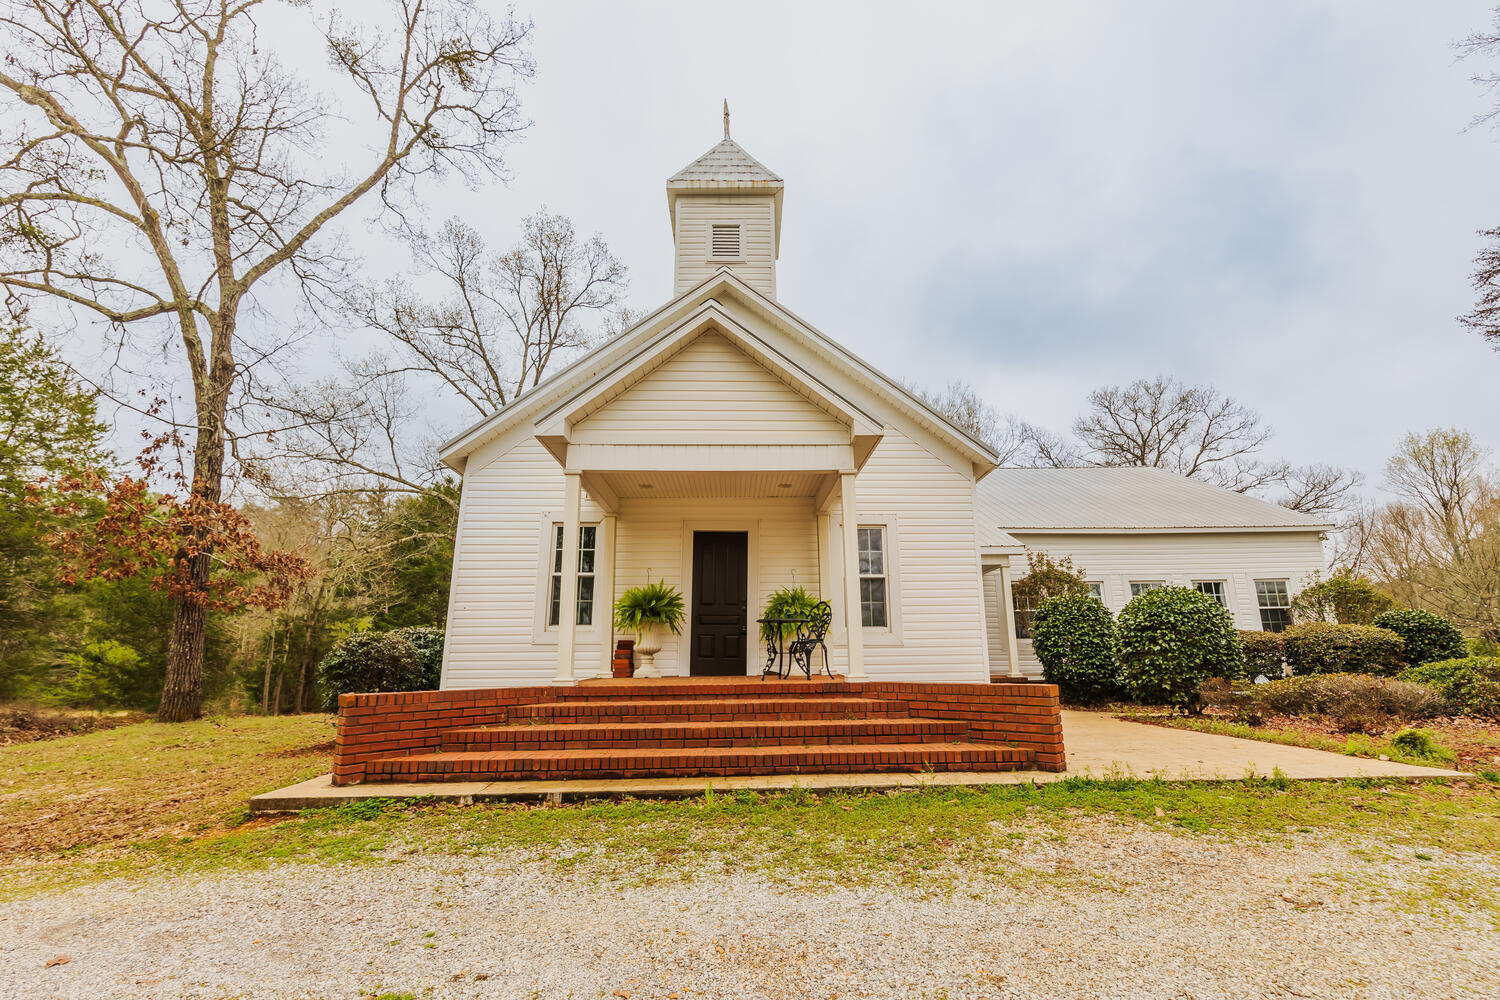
[613,581,685,678]
[760,585,819,639]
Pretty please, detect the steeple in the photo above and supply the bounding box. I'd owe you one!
[666,108,784,298]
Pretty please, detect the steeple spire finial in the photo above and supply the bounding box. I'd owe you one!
[723,99,730,139]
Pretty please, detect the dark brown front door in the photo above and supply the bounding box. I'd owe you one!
[690,531,748,676]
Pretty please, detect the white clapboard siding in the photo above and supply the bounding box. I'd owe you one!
[674,195,777,296]
[571,331,848,445]
[982,530,1328,677]
[441,435,607,688]
[852,428,990,683]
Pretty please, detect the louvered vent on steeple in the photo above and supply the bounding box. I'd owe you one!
[710,223,742,259]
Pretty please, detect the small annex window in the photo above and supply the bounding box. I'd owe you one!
[1255,580,1292,633]
[709,223,742,259]
[1087,582,1104,602]
[1193,580,1228,609]
[1129,581,1166,598]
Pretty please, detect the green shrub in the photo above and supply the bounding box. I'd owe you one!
[1289,570,1397,625]
[1397,657,1500,719]
[1031,594,1119,703]
[760,585,820,639]
[1238,630,1286,681]
[1280,622,1406,676]
[393,626,445,688]
[1390,728,1444,761]
[1203,673,1445,733]
[1372,609,1467,666]
[316,631,426,711]
[1115,587,1241,713]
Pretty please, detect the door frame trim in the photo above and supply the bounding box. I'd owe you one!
[681,519,759,676]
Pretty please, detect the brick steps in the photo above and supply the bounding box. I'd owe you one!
[443,716,965,751]
[555,679,855,701]
[505,696,907,724]
[363,741,1032,782]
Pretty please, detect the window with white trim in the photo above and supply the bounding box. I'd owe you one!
[1130,581,1165,597]
[1193,580,1228,609]
[1087,582,1104,602]
[1255,580,1292,633]
[1012,590,1037,639]
[709,223,741,259]
[857,526,888,628]
[547,524,597,628]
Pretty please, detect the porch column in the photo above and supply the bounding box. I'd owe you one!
[839,472,867,681]
[554,471,582,685]
[597,512,617,680]
[998,560,1023,678]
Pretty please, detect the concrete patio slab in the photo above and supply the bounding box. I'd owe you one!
[249,710,1464,812]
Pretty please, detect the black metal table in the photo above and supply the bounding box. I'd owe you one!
[756,616,811,679]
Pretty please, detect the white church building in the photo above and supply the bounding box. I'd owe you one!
[435,122,1332,689]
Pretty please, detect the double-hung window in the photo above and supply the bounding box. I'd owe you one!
[1255,580,1292,632]
[547,524,597,627]
[1087,582,1104,602]
[857,526,889,628]
[1193,580,1228,609]
[1012,590,1037,639]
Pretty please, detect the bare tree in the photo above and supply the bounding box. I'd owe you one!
[906,379,1023,463]
[1362,429,1500,641]
[1016,375,1360,518]
[0,0,533,720]
[338,211,627,416]
[1457,11,1500,350]
[255,208,628,502]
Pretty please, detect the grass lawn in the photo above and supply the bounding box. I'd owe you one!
[3,714,1499,902]
[1120,709,1500,775]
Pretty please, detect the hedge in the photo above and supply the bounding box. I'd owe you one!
[1371,609,1468,667]
[1280,623,1406,677]
[1115,586,1241,713]
[1397,657,1500,719]
[1238,630,1286,681]
[1031,594,1119,703]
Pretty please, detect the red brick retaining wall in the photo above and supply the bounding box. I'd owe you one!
[864,682,1066,772]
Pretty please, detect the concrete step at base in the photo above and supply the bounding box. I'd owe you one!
[364,742,1032,782]
[443,716,966,751]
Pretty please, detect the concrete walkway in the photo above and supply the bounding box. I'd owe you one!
[249,710,1463,812]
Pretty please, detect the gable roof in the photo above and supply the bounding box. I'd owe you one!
[438,269,999,476]
[667,138,783,185]
[975,466,1335,534]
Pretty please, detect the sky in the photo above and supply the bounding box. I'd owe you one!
[39,1,1500,497]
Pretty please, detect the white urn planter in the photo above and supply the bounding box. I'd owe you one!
[633,625,663,677]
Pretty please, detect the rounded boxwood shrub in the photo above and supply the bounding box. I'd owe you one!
[1372,609,1467,667]
[1280,623,1406,677]
[1031,594,1119,703]
[317,631,426,711]
[1115,586,1242,713]
[1238,630,1287,681]
[393,626,445,689]
[1397,656,1500,719]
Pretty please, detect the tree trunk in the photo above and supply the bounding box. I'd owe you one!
[158,578,209,722]
[155,329,231,723]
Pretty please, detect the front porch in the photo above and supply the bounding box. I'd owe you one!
[331,677,1066,786]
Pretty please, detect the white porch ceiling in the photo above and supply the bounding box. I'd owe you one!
[597,469,829,500]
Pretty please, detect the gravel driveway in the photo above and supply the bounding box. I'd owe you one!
[2,818,1496,1000]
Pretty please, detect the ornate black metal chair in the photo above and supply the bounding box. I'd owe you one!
[787,601,833,679]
